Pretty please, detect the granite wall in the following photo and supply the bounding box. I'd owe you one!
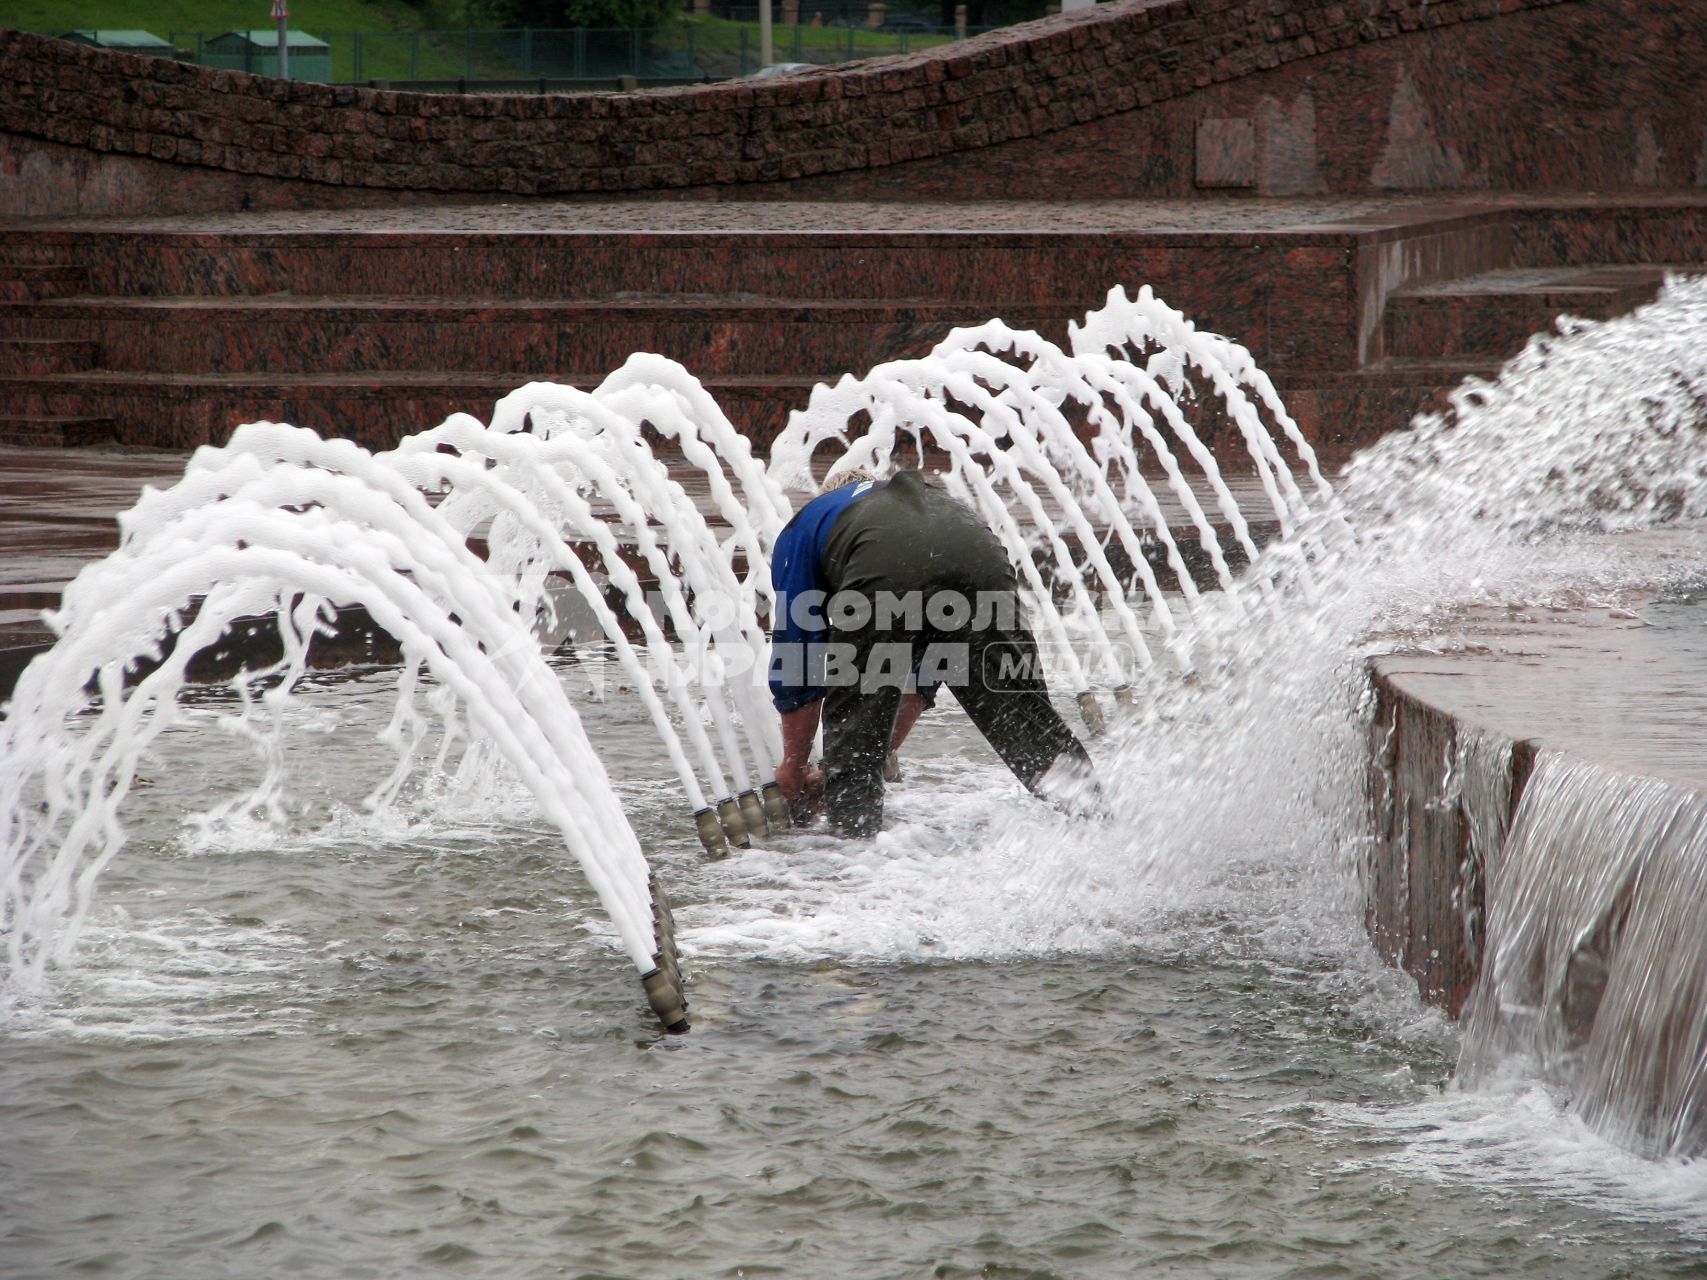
[3,0,1703,218]
[1365,663,1541,1016]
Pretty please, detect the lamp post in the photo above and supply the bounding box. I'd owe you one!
[272,0,290,79]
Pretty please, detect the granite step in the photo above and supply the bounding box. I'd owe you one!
[0,227,1223,306]
[2,200,1698,464]
[0,415,120,447]
[1383,264,1698,361]
[1,357,1449,456]
[0,294,1083,377]
[0,241,82,266]
[1269,356,1506,444]
[1511,204,1707,270]
[0,420,67,448]
[0,369,827,452]
[0,264,90,302]
[0,337,101,375]
[0,362,1422,459]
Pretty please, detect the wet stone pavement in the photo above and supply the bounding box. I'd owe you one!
[0,445,188,655]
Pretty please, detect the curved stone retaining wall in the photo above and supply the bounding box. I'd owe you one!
[3,0,1703,216]
[1364,600,1707,1018]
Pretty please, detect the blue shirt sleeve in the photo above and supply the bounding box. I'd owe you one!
[769,482,876,713]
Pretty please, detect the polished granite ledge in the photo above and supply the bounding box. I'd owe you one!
[10,191,1707,241]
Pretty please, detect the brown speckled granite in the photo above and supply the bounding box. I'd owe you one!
[0,369,821,453]
[0,194,1702,451]
[1365,667,1490,1016]
[8,296,1094,377]
[1194,118,1256,189]
[0,227,1344,306]
[739,0,1707,202]
[1364,596,1707,1021]
[1384,265,1689,362]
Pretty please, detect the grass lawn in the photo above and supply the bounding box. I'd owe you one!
[2,0,493,79]
[0,0,969,80]
[0,0,439,39]
[675,12,957,52]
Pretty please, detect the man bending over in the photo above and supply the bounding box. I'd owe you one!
[768,469,1095,837]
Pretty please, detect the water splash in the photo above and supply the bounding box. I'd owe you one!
[1341,278,1707,584]
[5,265,1702,1109]
[396,393,784,838]
[1459,756,1707,1157]
[1112,272,1707,1160]
[709,269,1707,1150]
[0,351,814,1025]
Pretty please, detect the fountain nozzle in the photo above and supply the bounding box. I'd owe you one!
[644,874,689,1033]
[692,805,729,857]
[760,780,792,829]
[1076,691,1106,737]
[715,796,751,848]
[641,965,690,1034]
[737,789,769,840]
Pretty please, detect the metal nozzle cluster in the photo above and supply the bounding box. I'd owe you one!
[692,780,802,857]
[642,873,690,1034]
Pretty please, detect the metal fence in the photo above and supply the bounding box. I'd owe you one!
[159,21,1004,85]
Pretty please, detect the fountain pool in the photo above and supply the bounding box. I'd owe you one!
[6,658,1707,1279]
[3,278,1707,1276]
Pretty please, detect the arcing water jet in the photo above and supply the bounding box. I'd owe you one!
[0,287,1328,1035]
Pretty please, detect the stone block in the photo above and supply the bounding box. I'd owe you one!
[1194,115,1255,187]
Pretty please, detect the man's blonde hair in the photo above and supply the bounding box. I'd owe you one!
[825,467,881,491]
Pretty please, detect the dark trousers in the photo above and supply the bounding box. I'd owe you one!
[821,622,1093,838]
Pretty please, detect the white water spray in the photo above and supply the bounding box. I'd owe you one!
[767,285,1345,713]
[1207,273,1707,1159]
[0,286,1324,1027]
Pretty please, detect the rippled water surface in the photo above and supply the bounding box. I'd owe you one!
[6,659,1707,1280]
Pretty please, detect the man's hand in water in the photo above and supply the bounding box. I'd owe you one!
[776,702,825,822]
[774,759,824,822]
